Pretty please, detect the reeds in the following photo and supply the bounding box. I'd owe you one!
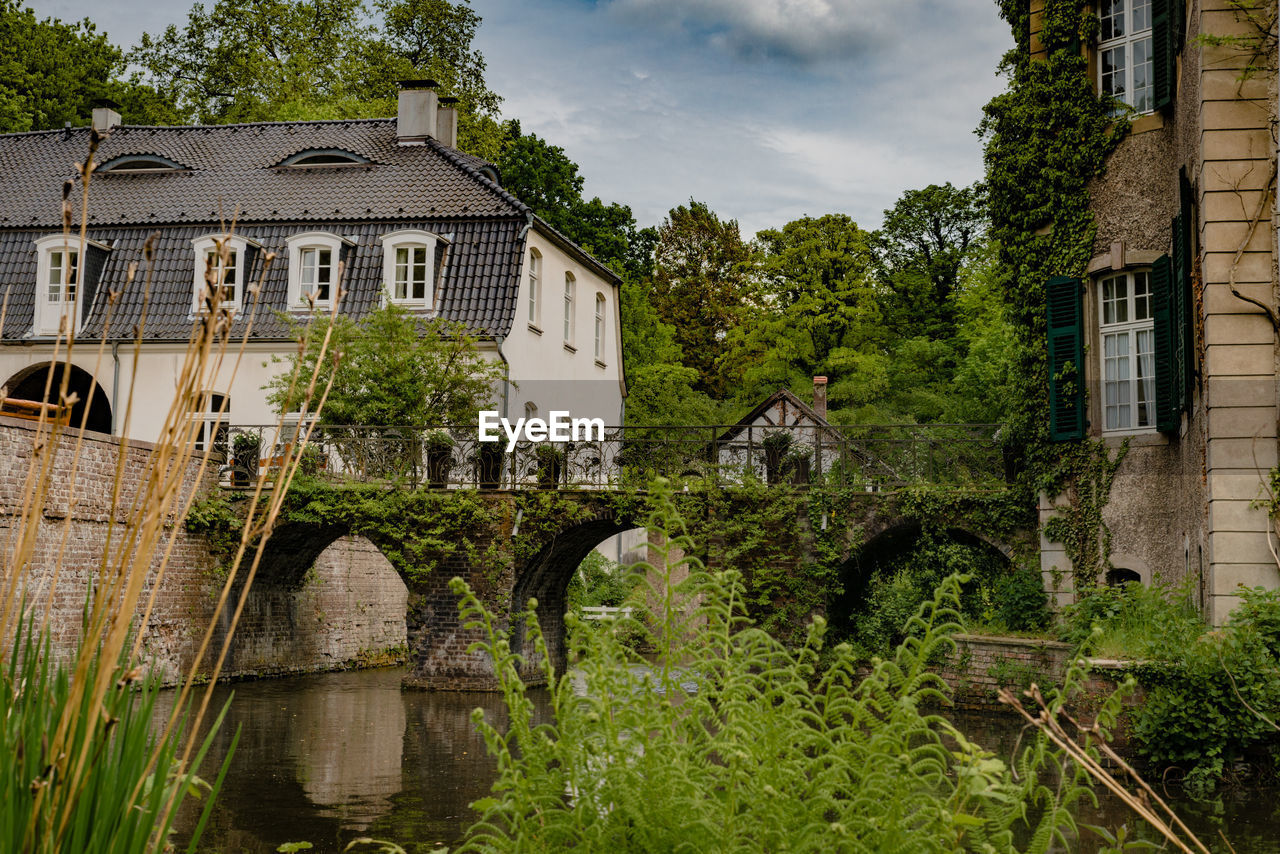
[0,127,344,852]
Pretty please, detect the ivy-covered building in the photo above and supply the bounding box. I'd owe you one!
[1018,0,1277,622]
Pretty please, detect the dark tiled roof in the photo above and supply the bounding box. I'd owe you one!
[0,219,524,341]
[0,120,528,227]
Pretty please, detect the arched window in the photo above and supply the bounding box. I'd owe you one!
[192,234,252,312]
[525,401,538,421]
[563,273,576,346]
[380,230,444,308]
[1106,567,1142,587]
[527,249,542,327]
[286,232,351,308]
[594,293,606,362]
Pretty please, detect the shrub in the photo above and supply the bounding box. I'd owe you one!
[992,562,1051,632]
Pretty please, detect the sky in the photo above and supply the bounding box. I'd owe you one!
[33,0,1013,237]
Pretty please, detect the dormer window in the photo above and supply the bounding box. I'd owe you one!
[276,149,371,168]
[380,230,445,309]
[192,235,251,313]
[32,235,108,336]
[98,154,191,174]
[286,232,353,309]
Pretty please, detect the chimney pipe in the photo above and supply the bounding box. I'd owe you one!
[813,376,828,419]
[397,79,438,145]
[91,98,121,133]
[436,96,459,148]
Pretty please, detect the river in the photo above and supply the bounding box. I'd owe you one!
[167,667,1280,853]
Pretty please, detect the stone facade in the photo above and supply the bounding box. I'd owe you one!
[1034,0,1280,622]
[0,417,407,681]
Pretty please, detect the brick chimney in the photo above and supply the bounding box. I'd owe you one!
[436,96,459,148]
[397,80,438,145]
[813,376,828,419]
[91,98,121,133]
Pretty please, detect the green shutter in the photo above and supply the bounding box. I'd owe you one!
[1178,170,1195,407]
[1152,254,1180,432]
[1152,0,1173,111]
[1046,276,1086,441]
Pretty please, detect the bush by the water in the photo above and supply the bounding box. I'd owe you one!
[452,481,1119,852]
[1061,580,1280,794]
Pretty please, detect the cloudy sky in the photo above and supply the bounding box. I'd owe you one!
[34,0,1012,236]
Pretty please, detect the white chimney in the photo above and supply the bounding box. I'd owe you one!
[436,96,459,148]
[397,80,438,145]
[91,99,121,133]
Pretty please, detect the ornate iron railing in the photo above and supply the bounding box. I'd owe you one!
[212,423,1008,491]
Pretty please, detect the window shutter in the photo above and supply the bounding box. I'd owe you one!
[1177,170,1194,407]
[1152,254,1180,432]
[1152,0,1173,111]
[1046,276,1086,441]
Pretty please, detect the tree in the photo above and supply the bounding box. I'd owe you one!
[650,201,752,397]
[267,304,503,425]
[0,1,177,133]
[130,0,505,155]
[877,181,986,339]
[718,214,889,415]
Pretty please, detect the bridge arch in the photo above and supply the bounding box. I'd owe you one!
[2,362,112,434]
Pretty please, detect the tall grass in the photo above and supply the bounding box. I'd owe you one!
[0,126,342,852]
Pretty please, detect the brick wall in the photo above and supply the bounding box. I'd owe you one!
[0,418,407,681]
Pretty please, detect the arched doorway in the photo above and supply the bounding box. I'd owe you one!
[2,362,112,434]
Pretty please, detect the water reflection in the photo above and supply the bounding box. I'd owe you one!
[169,669,1280,854]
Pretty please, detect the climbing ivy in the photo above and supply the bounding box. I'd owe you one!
[981,0,1130,588]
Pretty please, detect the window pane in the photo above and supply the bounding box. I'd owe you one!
[1132,37,1153,112]
[1132,272,1150,320]
[395,247,409,300]
[301,248,316,287]
[1135,328,1155,426]
[1100,0,1124,40]
[1132,0,1150,32]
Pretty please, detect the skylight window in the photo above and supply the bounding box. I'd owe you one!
[277,149,371,168]
[98,154,190,174]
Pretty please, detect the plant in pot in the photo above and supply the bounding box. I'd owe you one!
[784,445,813,485]
[761,431,793,485]
[423,429,455,488]
[231,431,260,487]
[475,442,505,489]
[534,443,565,490]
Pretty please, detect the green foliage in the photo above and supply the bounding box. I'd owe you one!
[185,492,247,562]
[649,200,753,397]
[992,562,1052,633]
[266,303,503,425]
[565,550,633,612]
[0,619,236,853]
[129,0,505,157]
[1058,580,1202,656]
[0,1,176,132]
[452,480,1105,852]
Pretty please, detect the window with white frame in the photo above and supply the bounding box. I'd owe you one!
[1098,0,1153,113]
[193,392,229,454]
[1099,270,1155,431]
[33,235,82,335]
[594,293,606,361]
[192,235,249,312]
[380,230,441,308]
[527,249,542,327]
[563,273,576,346]
[525,401,538,421]
[286,232,350,308]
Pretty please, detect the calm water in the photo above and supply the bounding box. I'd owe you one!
[166,668,1280,853]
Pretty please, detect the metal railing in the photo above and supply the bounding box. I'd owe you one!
[211,423,1008,491]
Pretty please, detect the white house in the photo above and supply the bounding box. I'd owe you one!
[0,83,625,447]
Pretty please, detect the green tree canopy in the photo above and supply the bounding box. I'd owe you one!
[0,1,177,132]
[877,181,986,340]
[267,304,503,425]
[649,200,752,397]
[130,0,506,157]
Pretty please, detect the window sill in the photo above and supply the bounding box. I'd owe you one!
[563,343,577,354]
[1101,430,1168,448]
[1129,112,1164,135]
[594,359,607,369]
[528,323,543,336]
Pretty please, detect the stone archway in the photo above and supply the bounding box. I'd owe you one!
[3,362,112,434]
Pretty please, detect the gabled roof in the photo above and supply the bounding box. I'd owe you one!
[0,118,620,342]
[717,388,835,443]
[0,119,527,228]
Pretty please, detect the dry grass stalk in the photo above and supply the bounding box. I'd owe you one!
[0,127,344,852]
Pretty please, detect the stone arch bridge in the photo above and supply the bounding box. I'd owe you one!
[224,422,1028,690]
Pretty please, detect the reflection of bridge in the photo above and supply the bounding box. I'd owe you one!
[222,422,1020,691]
[219,422,1008,492]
